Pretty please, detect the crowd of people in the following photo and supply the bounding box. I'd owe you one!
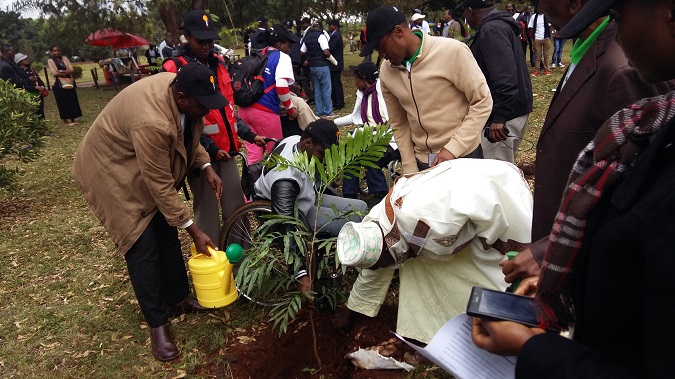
[6,0,674,375]
[1,43,82,123]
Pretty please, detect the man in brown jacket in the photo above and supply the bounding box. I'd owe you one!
[501,0,674,285]
[361,6,493,174]
[73,64,225,361]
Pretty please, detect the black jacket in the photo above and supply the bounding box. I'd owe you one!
[0,57,25,89]
[517,115,675,378]
[328,29,343,72]
[469,10,533,123]
[17,64,44,92]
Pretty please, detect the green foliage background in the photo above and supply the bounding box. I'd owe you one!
[0,79,52,189]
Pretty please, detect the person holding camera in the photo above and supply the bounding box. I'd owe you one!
[464,0,533,164]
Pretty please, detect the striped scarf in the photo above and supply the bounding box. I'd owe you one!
[537,90,675,329]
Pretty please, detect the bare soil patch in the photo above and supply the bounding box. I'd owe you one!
[196,303,417,378]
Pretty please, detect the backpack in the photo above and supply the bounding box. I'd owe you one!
[229,50,269,107]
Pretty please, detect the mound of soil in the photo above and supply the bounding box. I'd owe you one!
[222,304,416,378]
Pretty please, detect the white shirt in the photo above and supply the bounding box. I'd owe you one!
[273,50,295,85]
[158,40,167,59]
[365,159,532,271]
[335,80,389,127]
[528,13,547,40]
[421,20,431,35]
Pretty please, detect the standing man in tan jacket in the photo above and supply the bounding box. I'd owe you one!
[72,64,224,362]
[360,6,493,174]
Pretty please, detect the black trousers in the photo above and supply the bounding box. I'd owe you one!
[330,70,344,109]
[125,211,189,328]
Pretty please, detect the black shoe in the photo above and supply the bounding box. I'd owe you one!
[151,323,179,361]
[367,192,387,208]
[168,295,210,317]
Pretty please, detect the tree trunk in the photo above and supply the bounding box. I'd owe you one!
[154,0,181,38]
[192,0,209,10]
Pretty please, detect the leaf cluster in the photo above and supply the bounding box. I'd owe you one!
[0,79,52,189]
[235,124,394,334]
[270,123,394,196]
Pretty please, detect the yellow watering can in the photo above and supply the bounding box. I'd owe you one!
[188,243,243,308]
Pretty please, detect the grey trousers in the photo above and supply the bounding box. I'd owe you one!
[305,194,367,237]
[480,114,529,163]
[187,158,246,243]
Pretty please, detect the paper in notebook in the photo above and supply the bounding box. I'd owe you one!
[393,313,516,379]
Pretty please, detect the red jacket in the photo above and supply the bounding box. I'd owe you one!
[163,53,240,154]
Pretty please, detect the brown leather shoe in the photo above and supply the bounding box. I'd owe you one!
[150,323,179,361]
[167,295,210,317]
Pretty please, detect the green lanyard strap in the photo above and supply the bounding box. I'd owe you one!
[570,17,610,65]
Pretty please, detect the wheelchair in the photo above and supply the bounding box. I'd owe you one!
[218,139,342,307]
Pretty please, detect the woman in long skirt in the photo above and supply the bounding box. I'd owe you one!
[47,45,82,125]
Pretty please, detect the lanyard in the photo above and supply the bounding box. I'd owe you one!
[569,17,610,65]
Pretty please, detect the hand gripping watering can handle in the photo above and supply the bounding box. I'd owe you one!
[190,244,224,263]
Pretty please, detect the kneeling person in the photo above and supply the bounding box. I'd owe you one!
[336,159,533,343]
[254,119,368,290]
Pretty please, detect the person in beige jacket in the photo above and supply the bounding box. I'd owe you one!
[72,64,224,362]
[360,6,493,174]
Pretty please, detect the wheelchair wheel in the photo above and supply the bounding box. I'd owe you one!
[219,200,307,307]
[219,200,273,251]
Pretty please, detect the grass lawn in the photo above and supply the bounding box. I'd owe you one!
[0,41,570,378]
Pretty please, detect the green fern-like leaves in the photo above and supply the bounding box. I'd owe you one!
[268,124,394,196]
[234,124,394,334]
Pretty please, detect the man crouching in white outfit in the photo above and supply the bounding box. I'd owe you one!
[335,158,533,345]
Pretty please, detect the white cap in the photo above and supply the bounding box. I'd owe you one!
[411,14,425,21]
[337,221,384,268]
[14,53,28,64]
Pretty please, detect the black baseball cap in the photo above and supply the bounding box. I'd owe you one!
[361,6,406,57]
[174,63,227,109]
[349,61,379,82]
[183,10,221,40]
[258,16,268,24]
[305,119,339,149]
[329,19,340,28]
[559,0,615,39]
[269,24,298,43]
[460,0,494,9]
[301,17,311,26]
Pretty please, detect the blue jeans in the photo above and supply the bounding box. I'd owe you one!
[343,167,388,197]
[553,38,565,65]
[310,66,332,116]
